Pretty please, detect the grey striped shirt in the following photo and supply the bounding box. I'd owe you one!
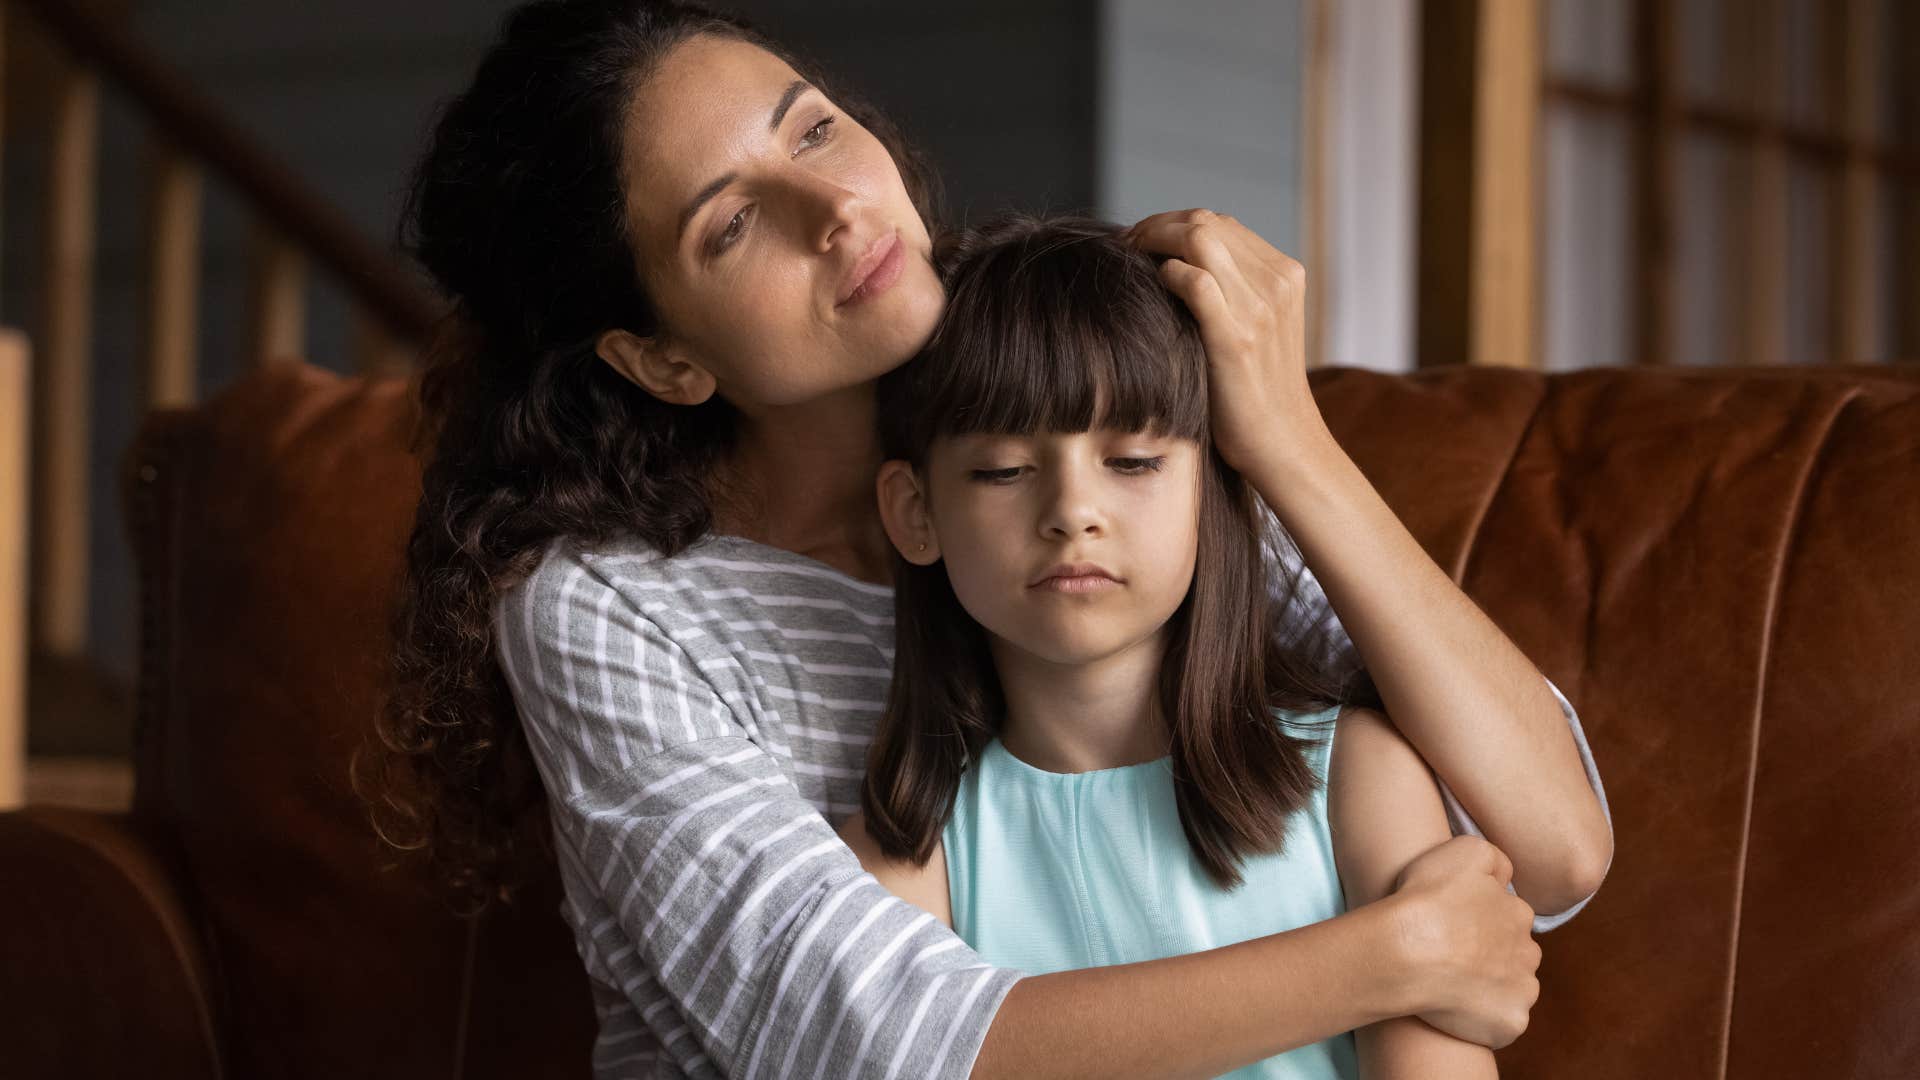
[494,531,1609,1079]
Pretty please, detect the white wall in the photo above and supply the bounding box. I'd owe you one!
[1323,0,1417,372]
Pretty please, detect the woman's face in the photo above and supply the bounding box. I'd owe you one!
[614,35,944,410]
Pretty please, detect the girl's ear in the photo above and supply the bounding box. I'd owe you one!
[595,327,718,405]
[876,460,942,566]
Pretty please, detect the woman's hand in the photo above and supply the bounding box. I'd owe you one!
[1124,208,1331,475]
[1385,835,1543,1049]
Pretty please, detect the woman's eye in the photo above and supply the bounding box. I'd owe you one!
[969,466,1023,484]
[1110,456,1167,474]
[714,206,753,252]
[798,114,837,152]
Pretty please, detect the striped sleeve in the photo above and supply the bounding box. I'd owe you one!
[1258,503,1613,933]
[496,548,1022,1078]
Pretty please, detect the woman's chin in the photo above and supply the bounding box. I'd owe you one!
[875,266,947,355]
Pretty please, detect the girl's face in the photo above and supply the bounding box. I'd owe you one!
[903,429,1203,668]
[609,35,945,410]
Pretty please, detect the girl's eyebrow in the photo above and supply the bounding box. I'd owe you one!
[674,79,815,242]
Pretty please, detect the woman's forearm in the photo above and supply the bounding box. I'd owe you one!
[1244,423,1612,915]
[1358,1017,1499,1080]
[972,898,1414,1079]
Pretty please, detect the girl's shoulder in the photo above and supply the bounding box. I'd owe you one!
[1273,700,1352,782]
[1322,704,1456,904]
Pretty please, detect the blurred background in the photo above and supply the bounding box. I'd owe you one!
[0,0,1914,808]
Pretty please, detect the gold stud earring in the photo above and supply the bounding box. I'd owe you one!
[917,542,927,553]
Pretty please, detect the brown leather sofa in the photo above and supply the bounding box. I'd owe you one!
[3,359,1916,1079]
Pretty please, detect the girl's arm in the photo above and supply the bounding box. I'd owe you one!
[1331,705,1514,1078]
[1126,209,1614,917]
[836,814,954,927]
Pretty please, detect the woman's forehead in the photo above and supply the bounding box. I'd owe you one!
[621,36,807,239]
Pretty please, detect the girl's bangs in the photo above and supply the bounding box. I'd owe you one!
[912,221,1211,446]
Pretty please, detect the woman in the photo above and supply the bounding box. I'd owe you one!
[362,2,1613,1077]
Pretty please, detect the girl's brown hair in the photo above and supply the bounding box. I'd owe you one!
[354,0,941,916]
[862,215,1378,889]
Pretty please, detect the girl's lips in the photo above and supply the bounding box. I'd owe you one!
[1031,574,1123,594]
[838,232,905,307]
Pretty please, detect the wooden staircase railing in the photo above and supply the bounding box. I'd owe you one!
[0,330,27,809]
[2,0,444,810]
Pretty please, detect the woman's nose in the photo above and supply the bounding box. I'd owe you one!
[803,177,861,253]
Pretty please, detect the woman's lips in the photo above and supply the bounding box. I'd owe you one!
[838,231,904,307]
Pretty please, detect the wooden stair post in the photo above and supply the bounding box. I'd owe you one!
[0,331,29,811]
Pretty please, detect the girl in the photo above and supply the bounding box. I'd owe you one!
[843,216,1505,1078]
[366,2,1608,1075]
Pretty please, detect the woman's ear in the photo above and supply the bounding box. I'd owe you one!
[596,328,718,405]
[876,460,941,566]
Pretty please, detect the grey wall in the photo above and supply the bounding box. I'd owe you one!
[1099,0,1303,256]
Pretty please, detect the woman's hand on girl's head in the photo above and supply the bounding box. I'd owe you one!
[1124,208,1334,477]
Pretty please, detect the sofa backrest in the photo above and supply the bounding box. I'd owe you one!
[125,364,592,1080]
[1310,364,1920,1078]
[126,360,1920,1078]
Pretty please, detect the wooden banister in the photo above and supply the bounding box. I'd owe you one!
[36,61,96,656]
[141,138,202,408]
[0,329,28,811]
[15,0,440,344]
[247,223,309,368]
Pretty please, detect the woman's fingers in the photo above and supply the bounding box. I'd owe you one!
[1127,208,1291,274]
[1156,258,1234,339]
[1129,223,1259,316]
[1126,210,1295,313]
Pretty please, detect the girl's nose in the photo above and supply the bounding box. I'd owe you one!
[1039,475,1107,540]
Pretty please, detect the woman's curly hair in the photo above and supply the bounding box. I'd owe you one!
[350,0,941,917]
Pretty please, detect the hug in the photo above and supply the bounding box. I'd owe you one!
[375,2,1609,1076]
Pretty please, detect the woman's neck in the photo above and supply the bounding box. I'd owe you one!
[711,382,894,585]
[991,629,1171,773]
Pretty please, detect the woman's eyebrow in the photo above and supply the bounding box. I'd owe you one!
[674,79,815,242]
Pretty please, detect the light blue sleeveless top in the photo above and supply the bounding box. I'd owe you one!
[942,703,1357,1080]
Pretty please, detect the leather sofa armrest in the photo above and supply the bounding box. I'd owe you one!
[0,806,222,1079]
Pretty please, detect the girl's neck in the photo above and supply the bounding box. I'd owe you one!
[710,382,894,586]
[991,629,1171,774]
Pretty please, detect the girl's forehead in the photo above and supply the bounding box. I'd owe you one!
[939,427,1186,451]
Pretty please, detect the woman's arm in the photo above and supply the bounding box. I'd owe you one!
[841,812,1538,1078]
[1126,209,1613,917]
[1249,428,1608,915]
[1332,706,1517,1078]
[509,549,1539,1079]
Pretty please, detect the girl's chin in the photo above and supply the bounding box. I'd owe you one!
[996,633,1143,670]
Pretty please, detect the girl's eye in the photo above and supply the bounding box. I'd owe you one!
[1110,456,1167,474]
[798,114,837,152]
[969,467,1024,484]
